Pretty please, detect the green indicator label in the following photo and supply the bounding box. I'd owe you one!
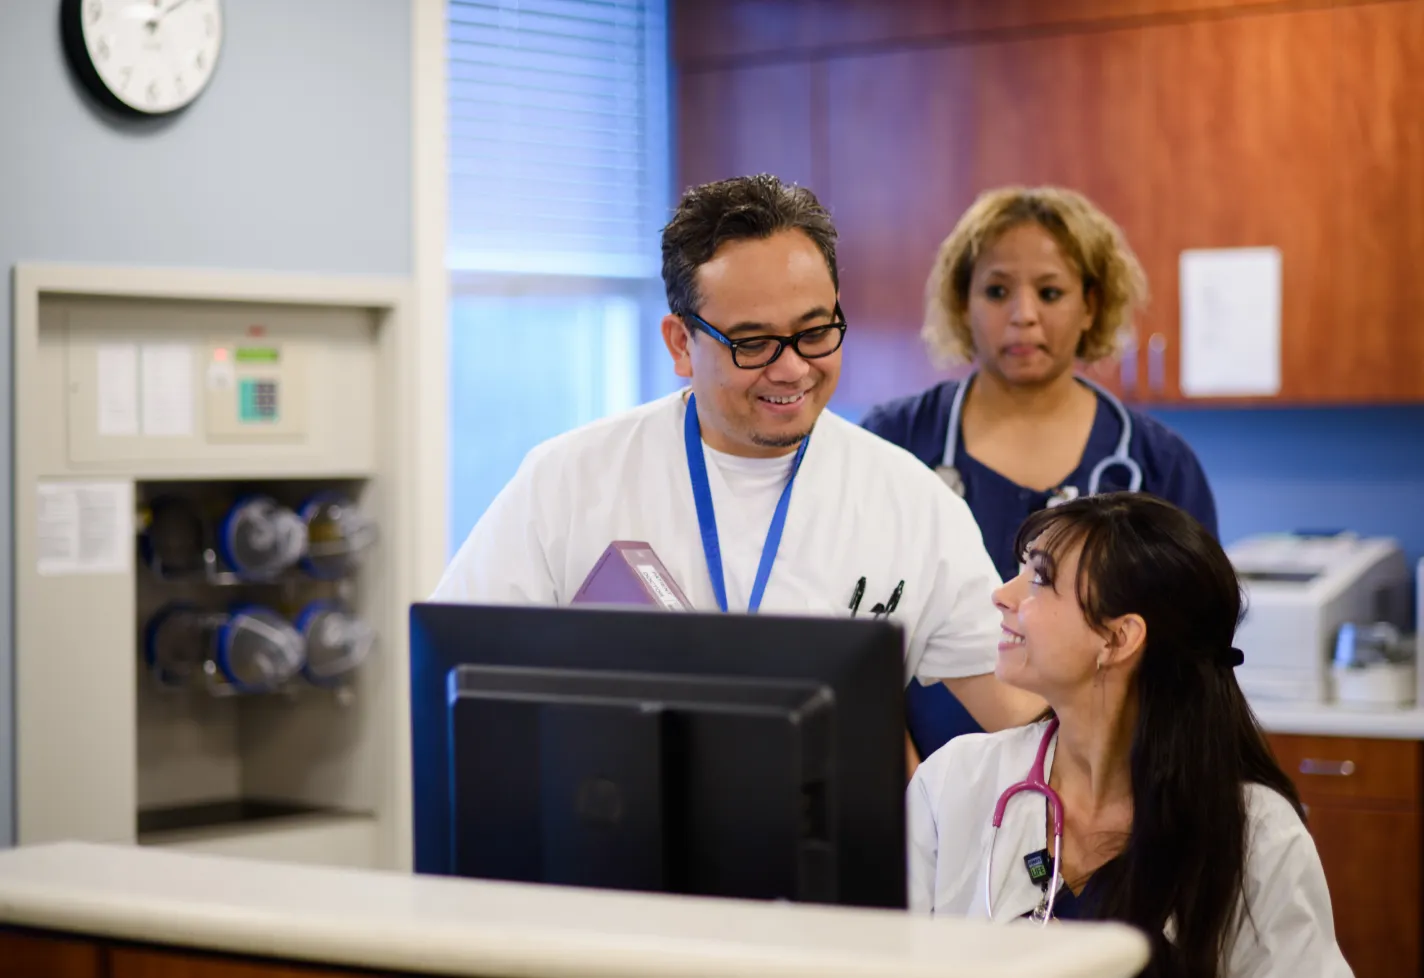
[235,347,280,363]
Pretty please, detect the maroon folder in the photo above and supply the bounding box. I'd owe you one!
[570,541,693,610]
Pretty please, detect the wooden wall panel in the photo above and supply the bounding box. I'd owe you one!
[818,49,975,409]
[1328,1,1424,403]
[961,26,1150,400]
[820,26,1149,408]
[674,1,815,63]
[821,49,976,335]
[1132,7,1340,402]
[674,0,1424,406]
[832,330,948,415]
[674,0,1380,66]
[676,63,816,195]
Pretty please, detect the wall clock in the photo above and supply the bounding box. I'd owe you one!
[61,0,224,117]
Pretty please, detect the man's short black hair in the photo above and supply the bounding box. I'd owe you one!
[660,174,840,317]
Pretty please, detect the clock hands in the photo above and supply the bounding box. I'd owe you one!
[143,0,194,30]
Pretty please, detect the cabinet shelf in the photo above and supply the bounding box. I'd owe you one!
[139,808,380,870]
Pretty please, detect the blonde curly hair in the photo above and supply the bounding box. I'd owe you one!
[922,186,1148,366]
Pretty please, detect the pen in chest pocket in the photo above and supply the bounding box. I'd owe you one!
[849,577,905,618]
[849,576,867,616]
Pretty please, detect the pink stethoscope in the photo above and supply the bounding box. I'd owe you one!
[985,718,1064,924]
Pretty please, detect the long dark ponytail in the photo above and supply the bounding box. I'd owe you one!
[1013,493,1302,978]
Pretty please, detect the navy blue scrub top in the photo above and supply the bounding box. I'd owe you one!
[1026,881,1093,921]
[1024,860,1117,921]
[861,378,1219,760]
[1038,882,1090,921]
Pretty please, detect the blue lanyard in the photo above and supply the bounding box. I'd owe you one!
[683,393,809,613]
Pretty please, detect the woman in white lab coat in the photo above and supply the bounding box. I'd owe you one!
[908,492,1353,978]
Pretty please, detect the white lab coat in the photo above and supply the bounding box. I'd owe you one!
[433,390,1004,685]
[908,721,1355,977]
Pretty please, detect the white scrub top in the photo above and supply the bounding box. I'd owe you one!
[908,721,1354,977]
[432,390,1004,685]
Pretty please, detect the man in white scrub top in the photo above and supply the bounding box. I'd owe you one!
[433,174,1043,736]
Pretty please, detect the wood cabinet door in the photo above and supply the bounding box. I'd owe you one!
[818,26,1150,411]
[1266,733,1421,807]
[1135,6,1340,405]
[1300,803,1422,978]
[0,930,103,978]
[1267,733,1423,978]
[675,0,1424,407]
[1325,1,1424,403]
[109,946,383,978]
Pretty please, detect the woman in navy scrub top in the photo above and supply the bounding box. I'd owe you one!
[862,186,1218,764]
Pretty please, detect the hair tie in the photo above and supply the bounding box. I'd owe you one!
[1220,647,1245,668]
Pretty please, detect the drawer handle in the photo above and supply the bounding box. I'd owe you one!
[1119,335,1139,396]
[1299,759,1356,777]
[1147,333,1167,395]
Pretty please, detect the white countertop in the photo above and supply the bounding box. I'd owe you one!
[1252,701,1424,739]
[0,842,1149,978]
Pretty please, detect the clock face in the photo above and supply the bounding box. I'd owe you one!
[63,0,224,116]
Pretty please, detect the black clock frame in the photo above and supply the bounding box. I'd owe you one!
[60,0,217,118]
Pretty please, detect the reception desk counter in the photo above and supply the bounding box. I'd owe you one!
[0,842,1148,978]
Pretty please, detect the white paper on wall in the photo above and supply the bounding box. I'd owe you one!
[1179,247,1283,397]
[140,343,194,437]
[96,344,140,436]
[37,480,133,576]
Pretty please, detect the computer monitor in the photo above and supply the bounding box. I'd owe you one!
[409,602,908,910]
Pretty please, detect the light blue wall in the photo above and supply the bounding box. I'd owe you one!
[0,1,412,846]
[1151,406,1424,599]
[838,394,1424,625]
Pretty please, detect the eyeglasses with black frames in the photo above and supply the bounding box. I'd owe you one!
[682,303,848,369]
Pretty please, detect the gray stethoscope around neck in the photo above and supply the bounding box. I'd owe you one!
[936,371,1143,507]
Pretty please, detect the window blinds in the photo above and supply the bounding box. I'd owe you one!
[447,0,666,277]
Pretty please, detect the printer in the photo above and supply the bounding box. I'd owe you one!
[1228,533,1412,704]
